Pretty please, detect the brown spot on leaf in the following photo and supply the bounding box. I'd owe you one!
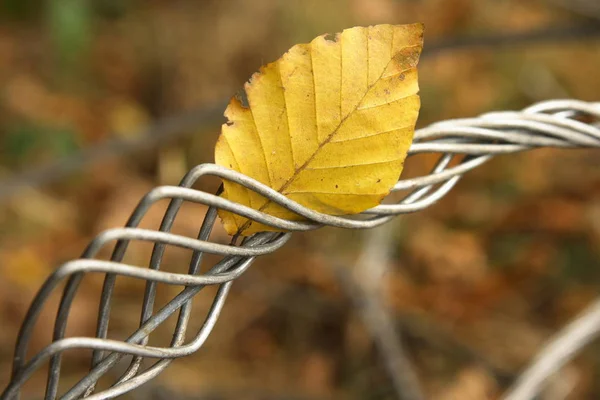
[235,88,250,108]
[324,33,337,42]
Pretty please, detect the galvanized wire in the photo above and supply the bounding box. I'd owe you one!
[2,99,600,400]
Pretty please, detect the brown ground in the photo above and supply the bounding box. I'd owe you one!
[1,0,599,399]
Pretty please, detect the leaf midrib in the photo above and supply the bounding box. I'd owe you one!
[235,40,418,235]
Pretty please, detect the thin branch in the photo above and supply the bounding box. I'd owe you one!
[502,297,600,400]
[0,102,227,199]
[335,223,425,400]
[423,22,600,56]
[545,0,600,21]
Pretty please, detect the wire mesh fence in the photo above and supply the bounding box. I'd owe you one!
[2,99,600,400]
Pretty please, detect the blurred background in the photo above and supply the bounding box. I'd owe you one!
[1,0,600,399]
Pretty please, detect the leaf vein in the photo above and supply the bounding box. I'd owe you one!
[305,157,404,170]
[286,190,390,195]
[247,106,273,188]
[309,45,319,157]
[330,124,412,143]
[356,92,414,111]
[366,27,370,87]
[221,135,256,213]
[279,64,296,169]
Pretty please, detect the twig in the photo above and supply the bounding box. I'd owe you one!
[335,223,425,400]
[0,102,226,200]
[502,297,600,400]
[423,22,600,56]
[545,0,600,21]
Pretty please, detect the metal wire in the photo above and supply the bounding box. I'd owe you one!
[2,99,599,400]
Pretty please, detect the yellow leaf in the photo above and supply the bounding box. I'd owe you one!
[215,23,423,236]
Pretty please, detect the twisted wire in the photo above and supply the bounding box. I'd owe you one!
[2,99,599,400]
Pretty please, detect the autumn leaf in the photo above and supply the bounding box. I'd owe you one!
[215,23,423,236]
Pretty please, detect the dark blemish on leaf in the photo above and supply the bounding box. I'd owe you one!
[335,184,338,188]
[377,179,381,183]
[384,88,390,95]
[229,164,233,168]
[277,108,286,121]
[398,73,405,81]
[324,33,337,42]
[235,88,250,108]
[226,121,234,126]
